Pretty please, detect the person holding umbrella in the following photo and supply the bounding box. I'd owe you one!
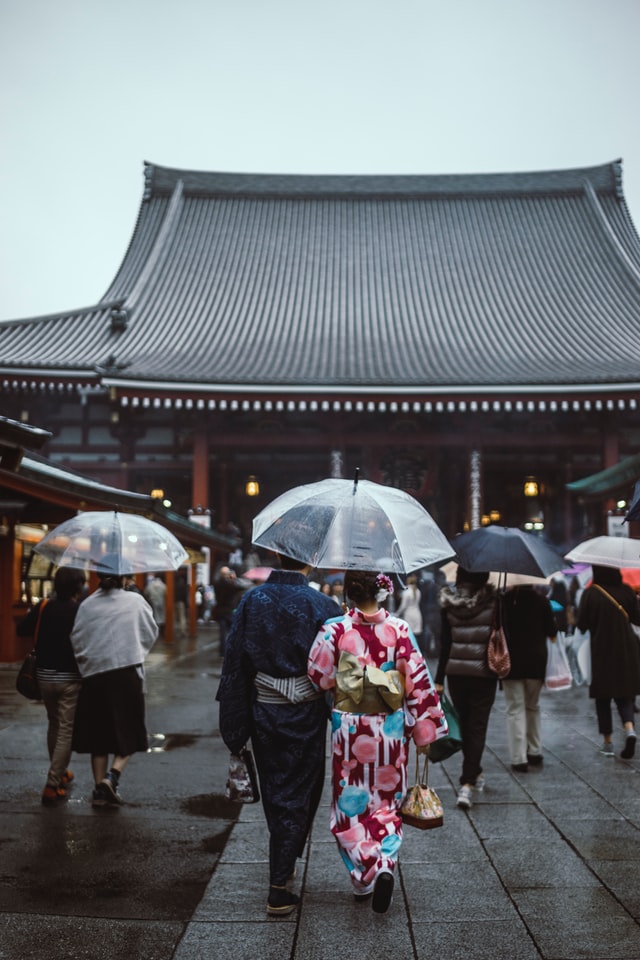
[435,566,499,810]
[576,565,640,759]
[307,570,448,914]
[70,557,159,807]
[501,583,558,771]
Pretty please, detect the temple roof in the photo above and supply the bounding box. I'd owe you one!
[1,159,640,398]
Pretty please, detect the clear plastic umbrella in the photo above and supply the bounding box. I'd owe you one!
[564,535,640,569]
[33,510,189,574]
[251,475,454,574]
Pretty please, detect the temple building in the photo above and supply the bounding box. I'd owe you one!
[1,157,640,568]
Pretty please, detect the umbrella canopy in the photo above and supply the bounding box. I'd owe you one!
[564,535,640,569]
[251,476,454,574]
[451,526,568,579]
[33,510,189,574]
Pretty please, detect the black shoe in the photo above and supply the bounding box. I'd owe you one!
[511,763,528,772]
[267,886,300,916]
[372,871,394,914]
[527,754,543,766]
[621,733,637,760]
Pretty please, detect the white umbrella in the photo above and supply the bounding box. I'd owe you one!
[33,510,189,574]
[251,475,454,574]
[564,535,640,570]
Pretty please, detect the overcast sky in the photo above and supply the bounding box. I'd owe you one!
[1,0,639,322]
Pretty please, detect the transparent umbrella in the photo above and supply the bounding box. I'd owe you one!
[564,535,640,569]
[251,474,454,574]
[33,510,189,574]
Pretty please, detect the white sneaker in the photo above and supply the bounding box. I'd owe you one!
[474,776,485,793]
[456,785,473,809]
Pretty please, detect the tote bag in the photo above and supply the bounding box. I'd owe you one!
[429,693,463,763]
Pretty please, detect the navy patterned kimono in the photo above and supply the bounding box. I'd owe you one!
[216,570,339,885]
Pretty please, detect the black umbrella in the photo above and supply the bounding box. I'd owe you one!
[451,526,568,581]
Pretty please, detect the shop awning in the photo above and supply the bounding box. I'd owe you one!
[566,453,640,498]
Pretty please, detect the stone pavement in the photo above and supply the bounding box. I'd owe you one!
[2,628,640,960]
[176,657,640,960]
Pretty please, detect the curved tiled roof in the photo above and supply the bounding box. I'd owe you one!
[1,159,639,395]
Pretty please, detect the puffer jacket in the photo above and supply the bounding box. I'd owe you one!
[436,583,497,681]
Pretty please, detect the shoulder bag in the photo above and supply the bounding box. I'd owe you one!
[487,597,511,679]
[15,599,49,700]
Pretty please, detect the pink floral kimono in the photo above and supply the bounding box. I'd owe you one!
[307,606,448,895]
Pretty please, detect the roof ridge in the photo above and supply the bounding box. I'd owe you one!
[142,160,621,200]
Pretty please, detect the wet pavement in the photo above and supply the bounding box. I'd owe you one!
[2,628,640,959]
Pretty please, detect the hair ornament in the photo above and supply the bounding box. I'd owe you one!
[375,573,394,602]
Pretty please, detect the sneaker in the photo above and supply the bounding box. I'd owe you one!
[41,784,67,806]
[372,870,394,914]
[600,741,614,757]
[621,732,637,760]
[527,754,544,766]
[474,775,486,793]
[92,780,121,808]
[456,785,473,809]
[100,775,122,805]
[511,762,529,772]
[267,886,300,916]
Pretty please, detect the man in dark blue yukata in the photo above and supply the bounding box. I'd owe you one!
[216,552,339,916]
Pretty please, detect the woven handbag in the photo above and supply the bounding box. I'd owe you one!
[400,751,444,830]
[487,598,511,679]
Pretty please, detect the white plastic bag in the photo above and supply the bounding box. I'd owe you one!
[545,638,572,691]
[575,631,591,686]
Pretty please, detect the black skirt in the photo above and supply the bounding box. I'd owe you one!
[73,665,148,756]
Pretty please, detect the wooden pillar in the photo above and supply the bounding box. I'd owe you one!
[192,429,210,512]
[0,526,26,662]
[189,568,198,638]
[603,432,619,532]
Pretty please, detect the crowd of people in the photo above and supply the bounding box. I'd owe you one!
[18,543,640,919]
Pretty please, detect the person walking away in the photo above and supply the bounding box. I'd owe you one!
[435,567,499,810]
[144,574,166,636]
[576,564,640,758]
[501,584,557,771]
[17,567,86,806]
[216,553,338,916]
[307,570,448,914]
[395,573,424,651]
[70,560,159,807]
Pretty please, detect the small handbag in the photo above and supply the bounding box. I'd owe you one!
[16,649,40,700]
[429,692,463,763]
[224,746,260,803]
[400,751,444,830]
[15,599,49,701]
[487,599,511,679]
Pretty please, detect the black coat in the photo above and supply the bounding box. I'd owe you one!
[577,582,640,700]
[501,586,557,680]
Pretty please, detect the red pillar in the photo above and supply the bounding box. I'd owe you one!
[0,526,27,662]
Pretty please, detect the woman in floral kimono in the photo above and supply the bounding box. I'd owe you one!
[307,570,448,914]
